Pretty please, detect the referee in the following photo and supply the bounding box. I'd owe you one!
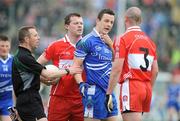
[12,26,82,121]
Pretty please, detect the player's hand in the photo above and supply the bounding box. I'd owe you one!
[100,34,113,48]
[79,82,90,97]
[8,106,19,121]
[48,77,60,85]
[40,76,60,86]
[40,75,49,85]
[105,94,113,113]
[100,34,115,61]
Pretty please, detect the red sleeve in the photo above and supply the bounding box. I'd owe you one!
[44,42,56,60]
[152,42,157,60]
[113,35,126,59]
[119,37,126,58]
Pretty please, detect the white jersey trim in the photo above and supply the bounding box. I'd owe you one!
[121,79,130,111]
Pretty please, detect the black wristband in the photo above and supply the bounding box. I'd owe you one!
[65,68,70,75]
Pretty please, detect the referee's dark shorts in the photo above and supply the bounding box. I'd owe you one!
[16,90,46,121]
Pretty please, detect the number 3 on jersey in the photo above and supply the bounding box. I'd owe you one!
[128,47,154,72]
[139,47,149,72]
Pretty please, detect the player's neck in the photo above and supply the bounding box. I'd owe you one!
[19,44,33,53]
[67,34,81,44]
[0,55,8,60]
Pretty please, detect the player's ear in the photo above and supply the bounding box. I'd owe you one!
[124,16,128,23]
[96,18,100,24]
[24,36,30,44]
[64,24,68,31]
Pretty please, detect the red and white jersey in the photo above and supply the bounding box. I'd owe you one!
[114,26,157,84]
[44,35,81,98]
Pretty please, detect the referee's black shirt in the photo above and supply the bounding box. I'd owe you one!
[12,46,44,97]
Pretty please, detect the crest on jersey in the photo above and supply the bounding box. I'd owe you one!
[95,46,102,51]
[2,65,8,71]
[123,95,128,102]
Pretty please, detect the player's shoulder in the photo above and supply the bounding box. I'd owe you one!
[9,54,13,62]
[77,33,93,46]
[8,54,13,58]
[122,26,142,37]
[141,32,157,48]
[48,37,66,47]
[82,33,94,42]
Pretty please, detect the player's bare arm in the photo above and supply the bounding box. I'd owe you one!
[151,60,159,87]
[72,57,84,84]
[40,64,82,82]
[37,53,58,85]
[107,58,124,94]
[37,53,49,65]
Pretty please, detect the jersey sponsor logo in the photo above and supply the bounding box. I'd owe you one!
[98,54,111,61]
[0,74,11,78]
[58,59,73,69]
[91,45,112,61]
[90,53,112,61]
[104,48,110,54]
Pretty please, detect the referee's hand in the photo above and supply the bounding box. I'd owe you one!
[8,106,19,121]
[105,94,113,113]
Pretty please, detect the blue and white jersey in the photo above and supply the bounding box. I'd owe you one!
[167,83,180,102]
[0,54,13,99]
[75,28,113,92]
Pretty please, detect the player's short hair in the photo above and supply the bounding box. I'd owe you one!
[125,7,142,24]
[18,26,36,43]
[0,35,9,42]
[97,8,115,20]
[64,13,81,25]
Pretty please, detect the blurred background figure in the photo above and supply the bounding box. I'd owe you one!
[0,35,13,121]
[166,63,180,121]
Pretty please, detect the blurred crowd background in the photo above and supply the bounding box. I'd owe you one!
[0,0,179,121]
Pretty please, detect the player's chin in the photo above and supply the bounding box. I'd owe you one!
[77,32,83,35]
[35,43,40,48]
[1,53,8,57]
[77,30,83,33]
[103,30,109,34]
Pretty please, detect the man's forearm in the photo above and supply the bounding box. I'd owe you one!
[12,90,16,106]
[151,61,159,87]
[106,70,120,94]
[107,58,124,94]
[74,73,84,84]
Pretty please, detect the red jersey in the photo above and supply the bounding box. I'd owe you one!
[44,35,81,98]
[114,26,157,84]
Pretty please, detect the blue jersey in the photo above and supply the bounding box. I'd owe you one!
[0,54,13,100]
[75,28,113,92]
[167,83,180,101]
[167,83,180,111]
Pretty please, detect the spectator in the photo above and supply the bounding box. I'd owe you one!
[0,35,13,121]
